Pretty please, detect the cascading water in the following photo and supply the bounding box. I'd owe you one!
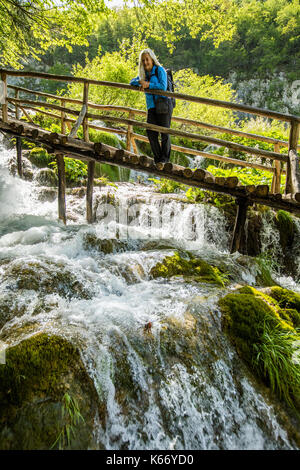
[0,136,299,450]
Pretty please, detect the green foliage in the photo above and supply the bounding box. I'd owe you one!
[252,324,300,410]
[255,252,280,286]
[148,177,187,194]
[133,0,237,52]
[28,147,54,168]
[206,165,284,190]
[172,68,235,126]
[49,158,87,184]
[51,393,84,450]
[219,286,300,411]
[0,1,108,68]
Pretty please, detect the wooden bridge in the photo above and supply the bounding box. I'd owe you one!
[0,68,299,253]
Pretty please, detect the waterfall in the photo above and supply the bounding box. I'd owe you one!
[0,136,299,450]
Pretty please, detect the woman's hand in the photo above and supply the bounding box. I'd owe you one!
[139,80,150,90]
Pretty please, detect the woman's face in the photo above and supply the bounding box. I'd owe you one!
[142,53,154,73]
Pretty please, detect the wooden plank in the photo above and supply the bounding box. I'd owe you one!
[69,104,87,138]
[1,72,8,122]
[16,136,22,178]
[271,143,282,194]
[126,110,134,151]
[56,154,66,225]
[61,99,66,134]
[83,82,89,142]
[15,89,20,119]
[8,97,80,117]
[285,121,300,195]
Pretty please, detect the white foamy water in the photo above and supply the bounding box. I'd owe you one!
[0,138,299,450]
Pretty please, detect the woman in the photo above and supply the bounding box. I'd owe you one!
[130,48,173,164]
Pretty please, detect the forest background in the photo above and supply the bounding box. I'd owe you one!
[0,0,299,188]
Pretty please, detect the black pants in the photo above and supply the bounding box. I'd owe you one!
[146,104,173,163]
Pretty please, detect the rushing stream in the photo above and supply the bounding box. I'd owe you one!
[0,137,299,450]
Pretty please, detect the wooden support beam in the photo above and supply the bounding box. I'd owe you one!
[56,154,66,225]
[69,104,87,138]
[16,136,22,178]
[126,110,134,151]
[15,89,20,120]
[86,161,95,224]
[286,120,300,195]
[1,72,8,122]
[271,143,282,194]
[61,98,66,135]
[230,198,251,254]
[83,82,89,142]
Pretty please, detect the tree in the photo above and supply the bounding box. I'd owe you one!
[0,0,108,68]
[131,0,238,52]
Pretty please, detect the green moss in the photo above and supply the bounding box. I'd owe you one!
[28,147,54,168]
[219,293,283,364]
[219,287,300,412]
[149,251,228,287]
[0,334,78,413]
[275,210,295,250]
[269,287,300,312]
[0,333,100,450]
[88,129,123,148]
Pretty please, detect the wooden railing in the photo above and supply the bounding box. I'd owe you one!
[1,68,300,199]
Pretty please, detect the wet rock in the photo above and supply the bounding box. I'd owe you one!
[35,168,58,187]
[37,187,57,202]
[2,259,93,300]
[219,285,300,413]
[9,156,34,181]
[0,332,101,450]
[82,233,128,254]
[150,251,228,287]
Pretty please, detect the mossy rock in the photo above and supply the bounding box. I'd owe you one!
[150,251,228,287]
[275,210,295,250]
[219,286,300,413]
[35,168,58,187]
[268,287,300,312]
[82,233,127,254]
[28,147,54,168]
[0,333,101,450]
[3,259,92,300]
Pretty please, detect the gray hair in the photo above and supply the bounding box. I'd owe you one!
[138,48,161,81]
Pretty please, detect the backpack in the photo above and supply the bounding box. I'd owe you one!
[155,67,176,109]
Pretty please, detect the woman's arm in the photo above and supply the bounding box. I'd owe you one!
[149,66,167,91]
[130,76,140,86]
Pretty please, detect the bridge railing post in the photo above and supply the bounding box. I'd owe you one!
[271,143,282,194]
[285,120,300,196]
[61,98,66,134]
[1,72,8,122]
[83,81,94,223]
[83,82,89,142]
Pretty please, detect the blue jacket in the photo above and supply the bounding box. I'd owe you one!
[130,64,168,110]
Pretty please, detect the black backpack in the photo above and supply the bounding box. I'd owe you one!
[155,67,176,108]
